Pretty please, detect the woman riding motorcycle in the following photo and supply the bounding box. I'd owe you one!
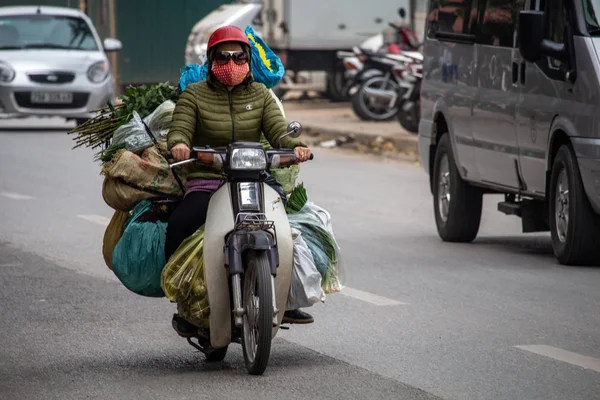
[166,25,314,336]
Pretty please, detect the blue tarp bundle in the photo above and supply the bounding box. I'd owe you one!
[112,200,167,297]
[179,25,285,92]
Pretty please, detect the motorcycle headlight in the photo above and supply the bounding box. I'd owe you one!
[0,63,16,83]
[87,61,109,83]
[230,148,267,171]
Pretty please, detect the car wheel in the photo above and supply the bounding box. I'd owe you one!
[549,144,600,266]
[432,133,483,242]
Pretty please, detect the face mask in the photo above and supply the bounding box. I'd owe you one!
[211,59,250,87]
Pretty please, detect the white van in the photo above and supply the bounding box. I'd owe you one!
[418,0,600,266]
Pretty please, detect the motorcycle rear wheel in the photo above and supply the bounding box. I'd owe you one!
[241,250,274,375]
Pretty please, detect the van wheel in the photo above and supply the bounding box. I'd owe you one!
[432,133,482,242]
[549,145,600,266]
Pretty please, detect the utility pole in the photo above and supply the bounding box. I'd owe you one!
[108,0,120,96]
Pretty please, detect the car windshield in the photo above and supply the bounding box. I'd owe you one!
[584,0,600,33]
[0,14,98,50]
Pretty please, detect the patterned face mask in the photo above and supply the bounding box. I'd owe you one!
[211,58,250,87]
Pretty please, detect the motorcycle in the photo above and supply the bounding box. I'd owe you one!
[396,60,423,134]
[335,17,422,105]
[166,121,313,375]
[348,48,419,121]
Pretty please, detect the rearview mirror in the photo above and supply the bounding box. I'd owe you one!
[103,38,122,52]
[518,11,568,63]
[277,121,303,148]
[286,121,302,138]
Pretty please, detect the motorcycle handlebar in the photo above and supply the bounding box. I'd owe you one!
[164,149,314,168]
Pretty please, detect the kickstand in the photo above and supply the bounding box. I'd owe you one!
[186,337,210,355]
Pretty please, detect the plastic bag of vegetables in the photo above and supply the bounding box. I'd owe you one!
[161,226,210,328]
[286,185,345,294]
[143,100,175,142]
[287,228,326,310]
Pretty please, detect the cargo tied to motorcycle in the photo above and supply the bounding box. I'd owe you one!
[68,26,344,332]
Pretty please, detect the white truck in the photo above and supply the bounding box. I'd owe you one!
[184,0,411,100]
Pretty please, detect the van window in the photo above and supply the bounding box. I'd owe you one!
[426,0,477,38]
[478,0,525,47]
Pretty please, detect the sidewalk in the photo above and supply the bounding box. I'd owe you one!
[283,100,420,162]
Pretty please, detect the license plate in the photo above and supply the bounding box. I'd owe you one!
[30,92,73,104]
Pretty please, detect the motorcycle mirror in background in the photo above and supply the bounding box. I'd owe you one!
[398,7,406,19]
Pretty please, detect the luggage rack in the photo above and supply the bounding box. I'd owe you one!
[235,213,275,231]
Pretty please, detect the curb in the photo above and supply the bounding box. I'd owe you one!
[301,125,420,162]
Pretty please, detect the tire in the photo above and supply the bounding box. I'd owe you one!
[350,76,399,121]
[397,100,420,134]
[325,68,350,102]
[549,144,600,266]
[432,133,483,242]
[204,346,228,362]
[241,250,274,375]
[75,118,88,126]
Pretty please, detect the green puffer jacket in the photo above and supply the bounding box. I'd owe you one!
[167,80,306,180]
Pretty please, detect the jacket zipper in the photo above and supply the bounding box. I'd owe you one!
[228,91,234,142]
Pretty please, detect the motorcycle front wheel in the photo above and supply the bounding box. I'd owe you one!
[241,250,274,375]
[351,76,400,121]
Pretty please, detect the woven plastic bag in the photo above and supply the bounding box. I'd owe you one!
[161,226,210,328]
[112,200,167,297]
[287,228,326,310]
[102,210,129,270]
[245,25,285,89]
[288,202,345,294]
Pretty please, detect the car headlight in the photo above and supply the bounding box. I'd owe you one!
[0,63,15,83]
[230,148,267,170]
[87,61,109,83]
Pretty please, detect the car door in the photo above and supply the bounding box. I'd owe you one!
[515,0,569,196]
[471,0,526,189]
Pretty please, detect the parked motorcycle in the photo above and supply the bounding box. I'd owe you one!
[347,48,420,121]
[166,121,313,375]
[396,60,423,134]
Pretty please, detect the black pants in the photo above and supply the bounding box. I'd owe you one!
[165,191,212,261]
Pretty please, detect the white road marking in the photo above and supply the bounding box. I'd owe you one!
[340,287,407,306]
[77,214,110,226]
[516,345,600,373]
[0,192,35,200]
[0,263,22,267]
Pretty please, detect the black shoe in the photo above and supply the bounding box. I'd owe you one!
[282,309,314,324]
[172,314,198,338]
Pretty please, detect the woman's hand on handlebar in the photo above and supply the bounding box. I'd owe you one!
[294,147,312,163]
[171,144,190,162]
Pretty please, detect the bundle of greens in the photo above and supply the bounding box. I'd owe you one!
[68,82,180,159]
[286,184,343,293]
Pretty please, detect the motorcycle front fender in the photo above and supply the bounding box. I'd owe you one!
[203,183,293,348]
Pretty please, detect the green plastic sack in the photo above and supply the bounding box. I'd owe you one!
[112,200,167,297]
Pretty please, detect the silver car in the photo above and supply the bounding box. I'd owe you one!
[419,0,600,266]
[0,5,121,125]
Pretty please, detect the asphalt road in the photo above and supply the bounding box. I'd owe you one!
[1,119,599,400]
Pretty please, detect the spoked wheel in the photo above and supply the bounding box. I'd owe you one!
[351,75,400,121]
[241,250,274,375]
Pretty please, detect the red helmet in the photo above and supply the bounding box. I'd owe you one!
[207,25,250,52]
